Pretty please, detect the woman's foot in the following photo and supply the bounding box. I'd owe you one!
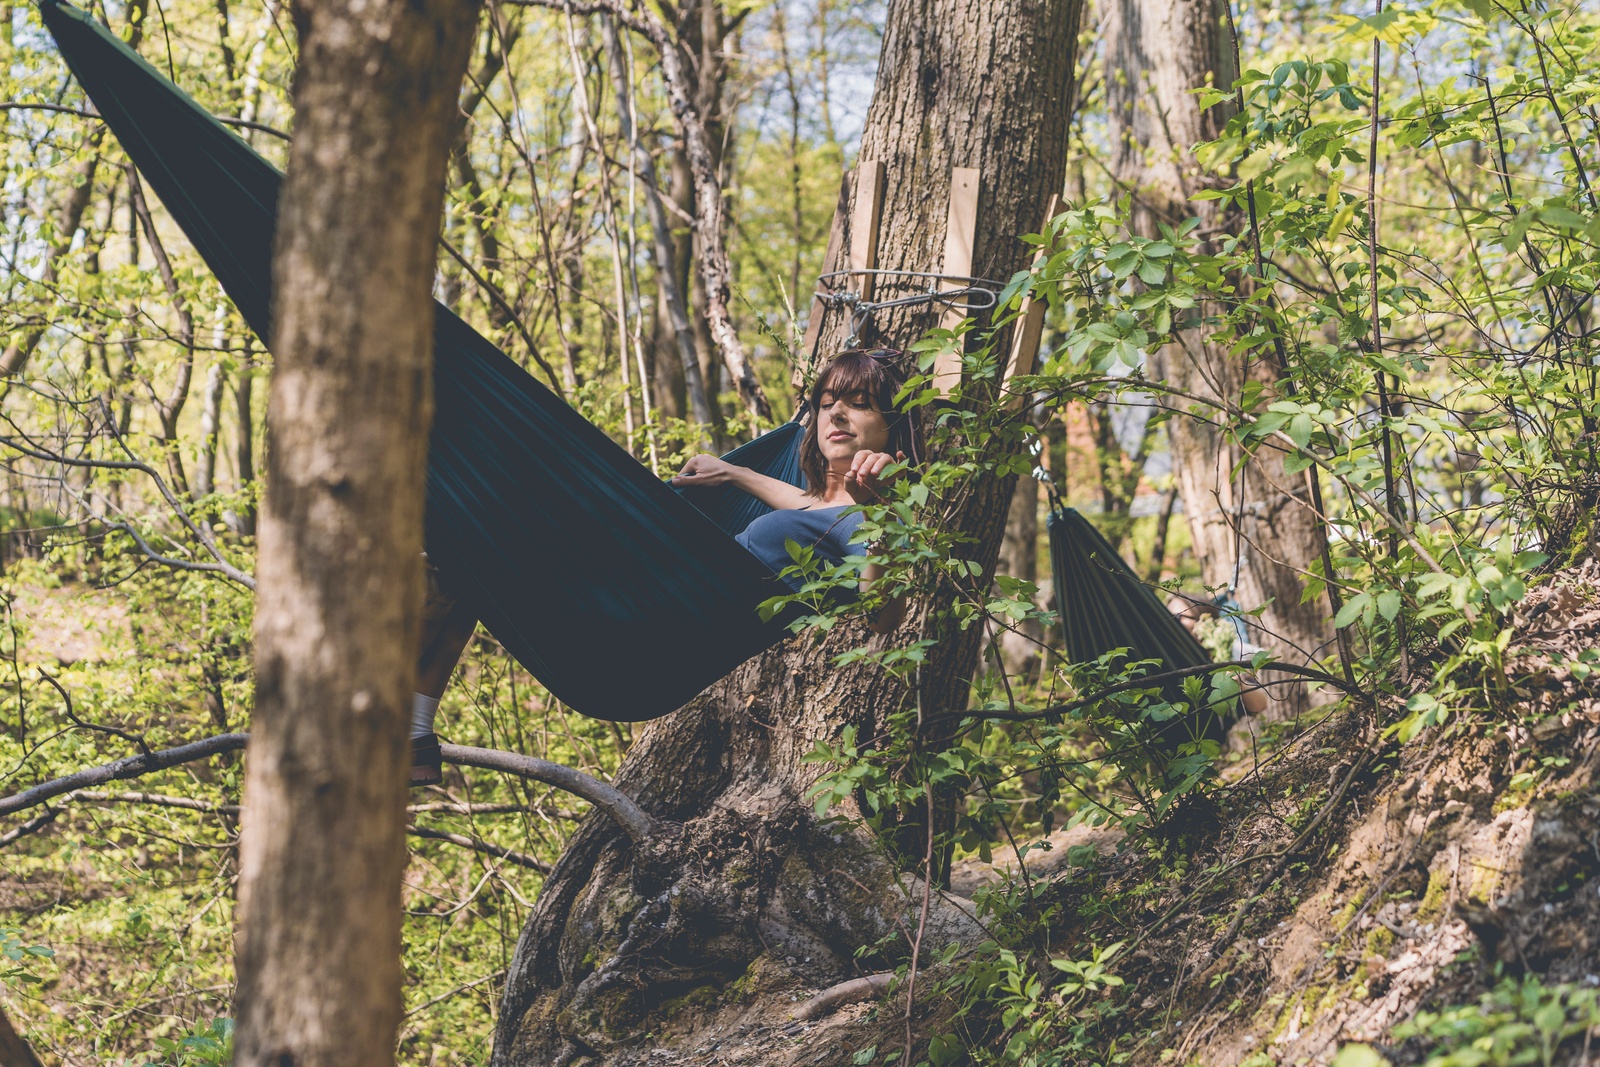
[410,733,443,787]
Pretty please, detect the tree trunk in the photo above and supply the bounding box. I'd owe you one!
[1104,0,1334,697]
[490,1,1081,1062]
[0,133,103,378]
[231,1,480,1065]
[0,1003,44,1067]
[231,338,257,536]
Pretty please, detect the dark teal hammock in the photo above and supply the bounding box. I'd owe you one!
[1048,507,1227,740]
[40,0,1222,729]
[39,0,802,720]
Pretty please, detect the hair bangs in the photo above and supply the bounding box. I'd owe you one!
[811,349,897,412]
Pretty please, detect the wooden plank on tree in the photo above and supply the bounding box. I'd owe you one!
[794,170,856,389]
[1003,193,1064,405]
[935,166,980,394]
[851,160,887,303]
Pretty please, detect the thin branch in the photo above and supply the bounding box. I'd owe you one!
[0,100,290,140]
[439,743,655,843]
[407,825,551,872]
[0,733,249,817]
[437,235,567,397]
[39,667,152,757]
[72,790,238,814]
[930,659,1360,727]
[0,736,655,843]
[0,809,58,848]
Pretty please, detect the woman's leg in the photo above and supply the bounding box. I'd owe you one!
[410,563,478,785]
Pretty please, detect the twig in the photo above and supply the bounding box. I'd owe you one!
[903,783,936,1064]
[930,658,1359,726]
[1212,734,1381,952]
[436,236,567,396]
[72,789,237,814]
[0,100,290,140]
[407,825,550,872]
[0,808,58,847]
[403,969,508,1019]
[38,667,152,757]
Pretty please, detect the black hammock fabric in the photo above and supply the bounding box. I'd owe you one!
[1048,507,1230,740]
[39,0,804,721]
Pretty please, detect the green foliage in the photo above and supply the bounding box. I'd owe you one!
[1387,976,1600,1067]
[0,927,55,988]
[140,1018,234,1067]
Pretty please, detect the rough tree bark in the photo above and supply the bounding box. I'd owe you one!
[490,1,1081,1062]
[1104,0,1334,696]
[635,0,771,420]
[231,0,481,1064]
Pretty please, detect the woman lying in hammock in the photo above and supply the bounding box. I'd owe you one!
[408,348,920,785]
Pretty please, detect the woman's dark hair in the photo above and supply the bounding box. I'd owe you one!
[797,348,921,495]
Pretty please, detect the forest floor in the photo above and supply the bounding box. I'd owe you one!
[2,563,1597,1065]
[566,562,1600,1066]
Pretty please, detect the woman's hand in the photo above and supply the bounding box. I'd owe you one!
[843,449,905,504]
[671,454,742,488]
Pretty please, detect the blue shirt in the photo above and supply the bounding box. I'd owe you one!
[736,505,865,591]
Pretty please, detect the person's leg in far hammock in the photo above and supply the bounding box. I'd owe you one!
[410,562,478,786]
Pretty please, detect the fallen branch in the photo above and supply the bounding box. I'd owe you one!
[407,825,551,872]
[792,973,894,1021]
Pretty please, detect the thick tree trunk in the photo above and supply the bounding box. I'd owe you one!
[0,1004,44,1067]
[1104,0,1334,697]
[231,1,480,1065]
[491,2,1080,1063]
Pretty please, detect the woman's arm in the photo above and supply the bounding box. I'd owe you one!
[671,454,815,510]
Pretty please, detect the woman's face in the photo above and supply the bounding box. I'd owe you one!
[816,386,891,467]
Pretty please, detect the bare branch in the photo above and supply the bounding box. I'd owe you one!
[39,666,152,757]
[514,0,770,417]
[439,743,655,842]
[0,809,58,848]
[407,825,551,872]
[0,733,249,817]
[73,790,239,814]
[0,100,290,140]
[0,735,654,843]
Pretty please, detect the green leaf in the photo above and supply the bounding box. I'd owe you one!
[1237,148,1274,182]
[1334,592,1370,630]
[852,1046,878,1065]
[1376,590,1401,622]
[1287,412,1315,449]
[1331,1043,1391,1067]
